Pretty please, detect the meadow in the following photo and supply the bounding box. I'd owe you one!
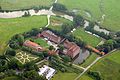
[72,28,101,47]
[85,50,120,80]
[0,16,47,55]
[0,0,54,10]
[58,0,120,31]
[48,16,72,31]
[52,72,79,80]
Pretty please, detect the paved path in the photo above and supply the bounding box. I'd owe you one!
[74,57,102,80]
[45,0,58,27]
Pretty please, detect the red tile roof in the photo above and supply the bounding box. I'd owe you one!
[23,40,43,51]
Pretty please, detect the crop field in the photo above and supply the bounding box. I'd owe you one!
[0,16,47,55]
[0,0,54,10]
[48,16,72,31]
[72,28,101,47]
[86,50,120,80]
[58,0,120,31]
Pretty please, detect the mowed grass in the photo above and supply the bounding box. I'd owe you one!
[0,16,47,55]
[51,72,79,80]
[34,38,49,48]
[48,16,72,31]
[0,0,54,10]
[80,53,99,68]
[58,0,120,31]
[72,28,101,47]
[89,50,120,80]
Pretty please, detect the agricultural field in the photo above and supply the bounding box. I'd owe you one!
[85,50,120,80]
[48,16,72,31]
[72,28,101,47]
[0,16,47,55]
[0,0,54,10]
[58,0,120,31]
[80,53,99,68]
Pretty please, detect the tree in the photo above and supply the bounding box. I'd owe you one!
[22,70,47,80]
[0,6,2,10]
[61,23,74,34]
[59,45,64,52]
[17,34,24,46]
[6,48,16,56]
[49,46,54,50]
[53,3,67,12]
[73,15,84,27]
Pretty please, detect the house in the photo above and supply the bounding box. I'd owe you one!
[23,40,43,52]
[40,30,61,44]
[63,40,80,58]
[38,65,56,80]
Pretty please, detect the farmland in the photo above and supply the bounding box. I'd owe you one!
[0,0,54,10]
[85,50,120,80]
[0,16,47,55]
[58,0,120,31]
[72,28,101,47]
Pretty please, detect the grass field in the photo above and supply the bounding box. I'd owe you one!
[87,50,120,80]
[52,72,79,80]
[0,0,54,10]
[72,28,101,47]
[48,16,72,31]
[0,16,47,55]
[33,38,49,48]
[58,0,120,31]
[80,53,99,68]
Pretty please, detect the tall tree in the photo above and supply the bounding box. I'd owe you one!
[73,15,84,27]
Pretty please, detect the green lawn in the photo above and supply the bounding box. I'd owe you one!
[52,72,79,80]
[0,16,47,55]
[2,76,21,80]
[0,0,54,10]
[80,74,93,80]
[58,0,120,31]
[72,28,101,47]
[33,38,49,48]
[80,53,99,68]
[48,16,72,31]
[88,50,120,80]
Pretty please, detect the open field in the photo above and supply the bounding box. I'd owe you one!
[48,16,72,31]
[58,0,120,31]
[33,38,49,48]
[80,53,99,68]
[0,16,47,55]
[72,28,101,47]
[0,0,54,10]
[86,50,120,80]
[52,72,79,80]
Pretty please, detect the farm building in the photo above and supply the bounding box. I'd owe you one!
[40,30,62,44]
[23,40,43,52]
[63,40,80,58]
